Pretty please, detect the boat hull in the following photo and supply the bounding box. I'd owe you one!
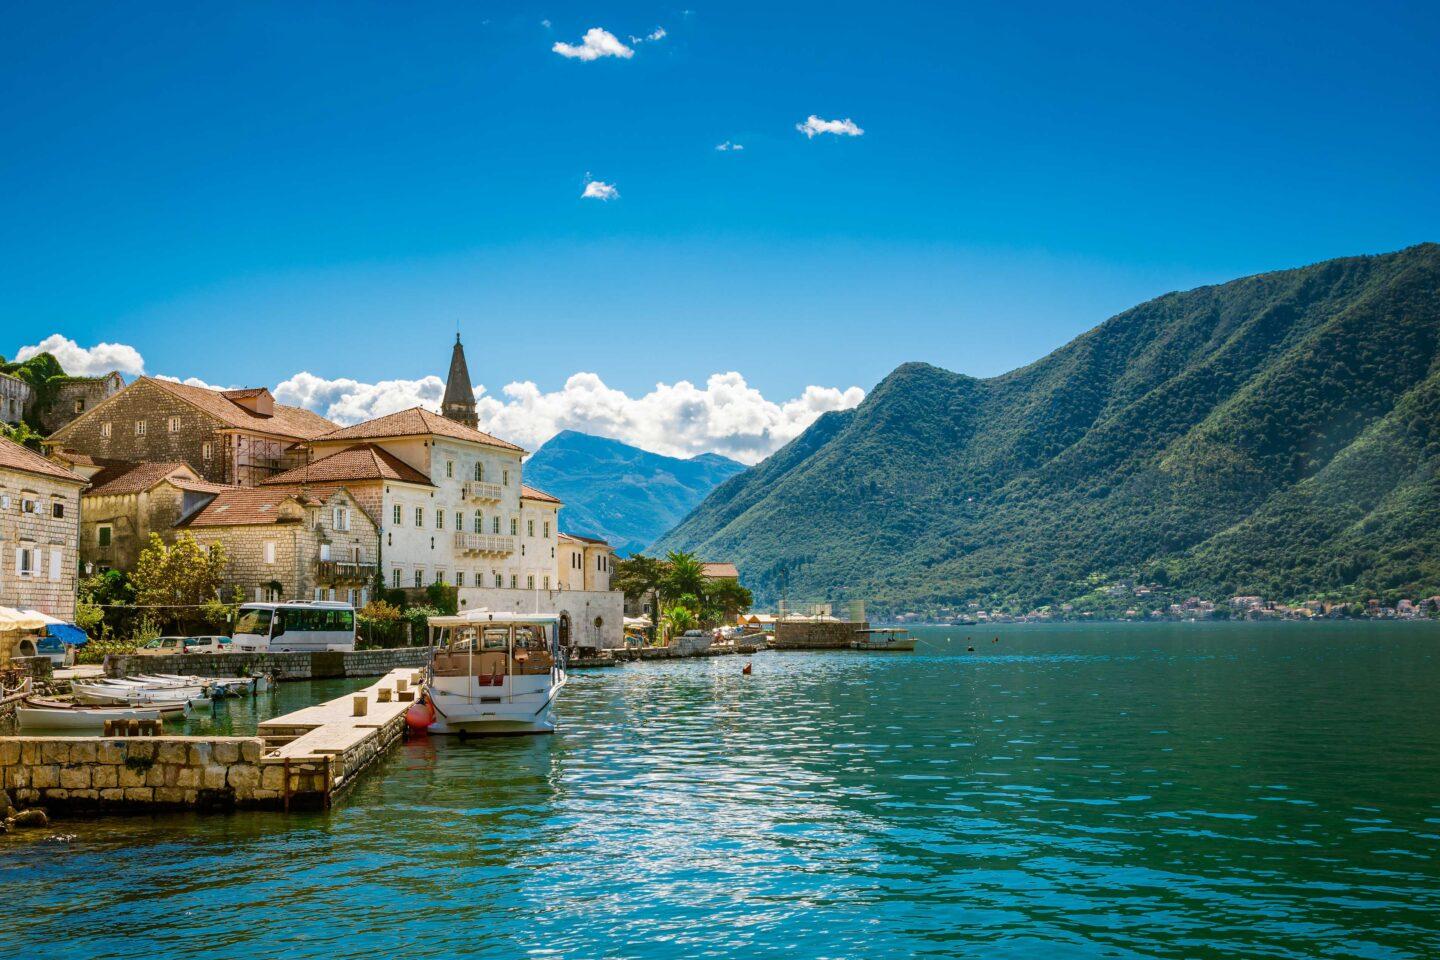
[849,640,917,651]
[424,672,564,736]
[17,702,164,731]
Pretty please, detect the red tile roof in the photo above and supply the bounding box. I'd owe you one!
[560,532,610,546]
[701,562,740,579]
[86,462,198,496]
[260,443,432,487]
[312,407,525,452]
[177,485,330,527]
[0,436,86,484]
[140,377,336,440]
[520,484,562,504]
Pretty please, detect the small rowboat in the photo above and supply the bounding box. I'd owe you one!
[16,697,185,732]
[72,681,206,705]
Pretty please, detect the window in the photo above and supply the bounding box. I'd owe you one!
[473,511,482,533]
[510,518,518,536]
[202,442,213,461]
[454,511,462,530]
[543,521,550,538]
[135,420,147,436]
[457,571,465,587]
[435,570,445,585]
[17,546,36,577]
[436,509,444,530]
[414,569,423,589]
[527,575,535,589]
[473,462,484,481]
[494,573,502,587]
[333,507,350,531]
[503,469,510,486]
[73,399,84,414]
[446,460,454,479]
[320,543,332,561]
[510,574,517,589]
[392,568,401,588]
[527,519,535,537]
[263,542,277,564]
[543,576,550,590]
[100,421,112,438]
[168,416,181,433]
[491,516,500,534]
[97,526,112,547]
[20,498,36,514]
[52,501,64,519]
[393,504,402,525]
[353,545,361,562]
[415,507,424,526]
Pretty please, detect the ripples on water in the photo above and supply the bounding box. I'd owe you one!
[3,622,1439,959]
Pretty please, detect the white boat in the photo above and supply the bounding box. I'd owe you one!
[16,697,180,731]
[72,680,206,704]
[850,628,917,651]
[422,612,566,735]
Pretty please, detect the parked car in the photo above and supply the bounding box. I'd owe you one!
[134,635,232,656]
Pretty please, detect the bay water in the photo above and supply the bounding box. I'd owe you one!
[3,622,1439,959]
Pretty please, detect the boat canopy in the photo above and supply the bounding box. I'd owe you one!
[427,610,559,628]
[46,622,89,646]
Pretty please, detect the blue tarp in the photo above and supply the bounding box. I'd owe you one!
[46,622,89,646]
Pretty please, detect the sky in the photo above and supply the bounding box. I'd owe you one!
[3,1,1437,462]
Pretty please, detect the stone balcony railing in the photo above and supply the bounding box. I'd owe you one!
[462,481,504,502]
[315,559,379,582]
[453,532,515,556]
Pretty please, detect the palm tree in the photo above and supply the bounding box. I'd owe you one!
[661,606,696,641]
[664,551,708,601]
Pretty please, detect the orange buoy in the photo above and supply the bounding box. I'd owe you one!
[405,699,436,731]
[742,662,752,675]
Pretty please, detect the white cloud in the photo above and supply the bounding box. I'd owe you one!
[582,180,619,200]
[541,18,551,28]
[553,27,633,61]
[14,334,145,377]
[715,140,744,151]
[155,374,239,391]
[630,27,666,43]
[796,115,864,138]
[273,371,445,425]
[475,371,864,463]
[279,369,863,464]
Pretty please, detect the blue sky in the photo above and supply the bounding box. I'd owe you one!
[3,1,1437,458]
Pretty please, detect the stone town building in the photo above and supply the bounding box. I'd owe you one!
[558,533,615,592]
[45,377,336,487]
[35,371,125,434]
[177,485,379,605]
[78,462,229,573]
[0,373,31,426]
[0,437,85,642]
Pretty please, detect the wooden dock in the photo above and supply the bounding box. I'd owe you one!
[257,667,422,806]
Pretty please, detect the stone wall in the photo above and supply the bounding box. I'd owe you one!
[772,620,868,649]
[80,483,190,573]
[104,645,434,681]
[36,374,124,434]
[0,736,271,812]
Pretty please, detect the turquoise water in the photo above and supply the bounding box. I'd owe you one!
[4,622,1440,959]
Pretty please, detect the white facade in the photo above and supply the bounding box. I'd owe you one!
[456,585,624,649]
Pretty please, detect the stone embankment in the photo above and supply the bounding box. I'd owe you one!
[0,669,418,814]
[770,621,868,649]
[105,646,433,681]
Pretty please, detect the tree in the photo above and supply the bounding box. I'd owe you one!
[663,551,707,600]
[613,553,667,642]
[661,606,696,640]
[131,533,228,632]
[707,578,753,623]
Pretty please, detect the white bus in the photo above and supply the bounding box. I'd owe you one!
[232,601,357,653]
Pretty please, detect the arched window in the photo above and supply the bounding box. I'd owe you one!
[473,511,483,533]
[473,462,484,481]
[558,613,571,647]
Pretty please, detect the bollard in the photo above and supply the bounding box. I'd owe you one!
[353,695,369,717]
[396,678,408,694]
[398,690,415,702]
[377,687,393,703]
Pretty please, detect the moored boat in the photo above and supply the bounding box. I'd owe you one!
[72,680,206,705]
[16,697,182,732]
[421,612,566,735]
[850,628,917,651]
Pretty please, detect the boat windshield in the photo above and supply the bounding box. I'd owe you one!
[234,608,273,637]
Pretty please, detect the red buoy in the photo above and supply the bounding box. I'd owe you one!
[406,699,436,731]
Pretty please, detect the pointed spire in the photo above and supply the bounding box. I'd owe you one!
[441,333,478,428]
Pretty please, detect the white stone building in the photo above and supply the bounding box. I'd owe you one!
[0,437,85,648]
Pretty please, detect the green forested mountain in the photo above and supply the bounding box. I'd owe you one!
[654,244,1440,613]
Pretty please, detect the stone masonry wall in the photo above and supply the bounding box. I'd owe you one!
[0,464,83,627]
[772,620,869,649]
[105,646,433,681]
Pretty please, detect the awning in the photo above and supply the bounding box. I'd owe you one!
[46,622,90,646]
[623,616,652,629]
[0,606,50,632]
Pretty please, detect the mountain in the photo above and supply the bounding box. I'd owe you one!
[524,431,747,556]
[654,243,1440,613]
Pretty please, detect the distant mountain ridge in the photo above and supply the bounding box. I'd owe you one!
[524,431,746,556]
[654,243,1440,613]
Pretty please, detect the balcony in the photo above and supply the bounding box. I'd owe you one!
[453,532,515,556]
[315,559,379,583]
[462,481,504,502]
